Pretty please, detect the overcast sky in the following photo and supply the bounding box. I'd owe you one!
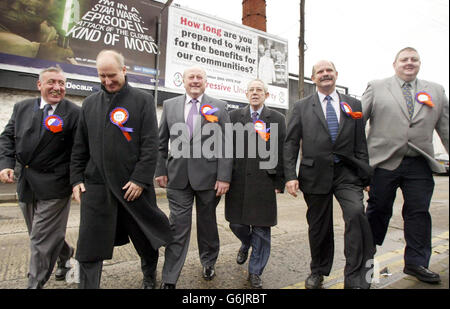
[172,0,449,97]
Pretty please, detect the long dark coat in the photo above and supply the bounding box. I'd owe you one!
[225,105,286,227]
[70,81,172,262]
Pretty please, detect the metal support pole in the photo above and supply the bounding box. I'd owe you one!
[154,0,174,108]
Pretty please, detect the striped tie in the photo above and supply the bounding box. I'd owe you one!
[186,98,198,138]
[325,96,340,163]
[402,83,414,119]
[251,111,258,122]
[325,96,338,143]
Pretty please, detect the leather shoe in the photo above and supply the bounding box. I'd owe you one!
[248,273,263,289]
[305,273,323,289]
[236,247,249,265]
[142,274,157,289]
[203,265,216,280]
[160,282,176,289]
[404,264,441,284]
[55,247,74,281]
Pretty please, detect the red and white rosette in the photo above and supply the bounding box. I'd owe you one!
[43,115,63,133]
[340,102,362,119]
[415,92,434,107]
[110,107,133,141]
[254,119,270,141]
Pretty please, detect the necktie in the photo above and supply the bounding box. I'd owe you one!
[325,96,339,143]
[402,83,414,119]
[41,104,52,136]
[325,96,340,163]
[186,99,198,138]
[251,111,258,122]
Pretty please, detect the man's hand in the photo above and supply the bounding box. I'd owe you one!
[275,189,281,194]
[215,180,230,197]
[0,168,14,184]
[155,176,168,188]
[286,180,299,197]
[72,183,86,203]
[123,181,143,202]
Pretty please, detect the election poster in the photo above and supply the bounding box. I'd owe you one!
[164,6,289,109]
[0,0,163,86]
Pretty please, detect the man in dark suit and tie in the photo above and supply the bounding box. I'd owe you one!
[0,66,79,288]
[284,60,375,289]
[155,66,233,288]
[362,47,449,283]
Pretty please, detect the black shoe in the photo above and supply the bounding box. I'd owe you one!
[236,247,249,265]
[203,265,216,281]
[55,247,74,281]
[305,273,323,289]
[403,264,441,284]
[142,275,157,289]
[248,273,263,289]
[160,282,176,289]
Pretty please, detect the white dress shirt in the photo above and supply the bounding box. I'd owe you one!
[40,98,58,116]
[317,90,341,123]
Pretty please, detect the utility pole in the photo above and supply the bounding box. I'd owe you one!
[298,0,305,99]
[154,0,174,109]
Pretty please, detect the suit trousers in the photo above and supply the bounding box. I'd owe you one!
[162,185,220,284]
[303,163,375,289]
[19,196,72,289]
[229,223,271,276]
[366,156,434,267]
[78,202,159,289]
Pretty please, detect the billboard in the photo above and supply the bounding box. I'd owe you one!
[0,0,163,87]
[164,6,289,109]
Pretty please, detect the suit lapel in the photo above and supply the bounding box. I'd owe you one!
[175,95,190,142]
[312,94,329,133]
[413,79,428,120]
[336,93,347,140]
[32,100,67,158]
[386,76,410,120]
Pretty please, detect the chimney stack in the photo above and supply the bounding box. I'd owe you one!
[242,0,267,32]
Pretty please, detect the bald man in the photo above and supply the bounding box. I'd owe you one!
[70,50,171,289]
[284,60,375,289]
[155,66,232,288]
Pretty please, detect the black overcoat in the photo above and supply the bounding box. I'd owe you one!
[70,81,171,262]
[225,106,286,227]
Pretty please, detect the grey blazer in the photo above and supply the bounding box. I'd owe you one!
[362,76,449,173]
[155,94,233,190]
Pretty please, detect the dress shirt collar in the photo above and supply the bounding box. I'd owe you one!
[40,98,58,112]
[185,94,203,105]
[250,104,264,118]
[317,90,339,104]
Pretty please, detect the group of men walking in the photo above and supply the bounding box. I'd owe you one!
[0,46,448,289]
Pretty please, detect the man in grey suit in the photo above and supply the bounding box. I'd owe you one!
[0,66,79,288]
[155,66,233,288]
[284,60,375,289]
[362,47,449,284]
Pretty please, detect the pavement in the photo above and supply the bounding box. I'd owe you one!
[0,180,448,292]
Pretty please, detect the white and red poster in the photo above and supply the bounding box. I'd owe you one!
[164,6,289,109]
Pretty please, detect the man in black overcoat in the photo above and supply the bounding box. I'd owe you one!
[225,79,286,288]
[70,50,172,289]
[0,66,79,288]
